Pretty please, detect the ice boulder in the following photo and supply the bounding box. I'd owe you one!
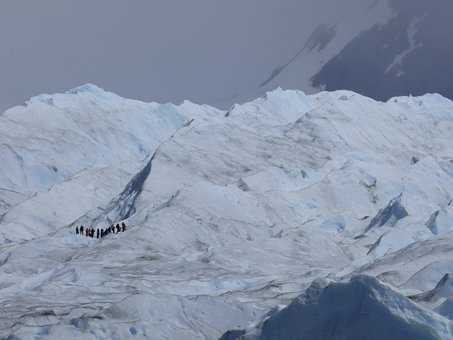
[220,276,451,340]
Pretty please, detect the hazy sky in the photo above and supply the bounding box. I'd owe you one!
[0,0,377,111]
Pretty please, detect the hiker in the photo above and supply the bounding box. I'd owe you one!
[122,222,126,232]
[80,226,84,235]
[101,229,104,238]
[91,229,95,238]
[76,226,79,235]
[96,229,100,239]
[116,224,121,233]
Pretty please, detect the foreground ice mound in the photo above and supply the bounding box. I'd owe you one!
[221,276,452,340]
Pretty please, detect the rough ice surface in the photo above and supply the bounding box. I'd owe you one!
[1,85,453,339]
[223,276,451,340]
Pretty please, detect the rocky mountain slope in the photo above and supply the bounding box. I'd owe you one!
[256,0,453,104]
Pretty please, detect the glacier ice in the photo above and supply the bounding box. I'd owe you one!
[222,276,452,340]
[1,86,453,338]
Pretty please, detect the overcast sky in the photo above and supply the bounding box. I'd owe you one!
[0,0,378,111]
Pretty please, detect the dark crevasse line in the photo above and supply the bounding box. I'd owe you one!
[70,119,194,228]
[425,210,440,235]
[107,118,194,222]
[366,233,386,255]
[219,276,446,340]
[102,151,156,223]
[410,273,453,303]
[69,148,158,228]
[365,193,408,233]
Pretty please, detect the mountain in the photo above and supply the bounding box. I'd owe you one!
[255,0,453,104]
[1,86,453,338]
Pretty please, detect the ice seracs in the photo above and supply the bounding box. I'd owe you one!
[2,86,453,339]
[0,84,192,242]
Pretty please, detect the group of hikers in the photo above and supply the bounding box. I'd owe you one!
[75,222,127,239]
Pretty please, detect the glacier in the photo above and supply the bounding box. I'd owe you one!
[1,85,453,339]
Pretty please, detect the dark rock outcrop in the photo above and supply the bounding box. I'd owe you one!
[312,0,453,101]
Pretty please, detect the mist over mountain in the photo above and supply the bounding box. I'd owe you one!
[311,0,453,101]
[1,0,452,112]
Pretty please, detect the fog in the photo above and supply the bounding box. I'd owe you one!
[0,0,387,111]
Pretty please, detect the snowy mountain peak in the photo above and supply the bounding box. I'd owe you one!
[21,83,118,109]
[66,83,107,95]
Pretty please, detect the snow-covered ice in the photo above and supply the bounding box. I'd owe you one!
[1,85,453,339]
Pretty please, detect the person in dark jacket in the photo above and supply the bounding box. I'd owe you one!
[76,226,79,235]
[96,229,100,239]
[122,222,126,232]
[116,224,121,233]
[85,229,89,237]
[80,226,84,235]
